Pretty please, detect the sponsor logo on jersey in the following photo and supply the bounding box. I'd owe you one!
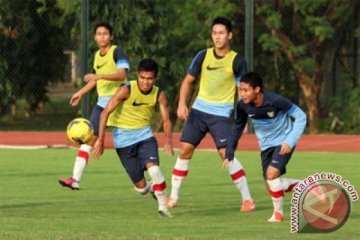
[206,65,223,71]
[96,61,108,69]
[267,111,275,117]
[132,101,149,106]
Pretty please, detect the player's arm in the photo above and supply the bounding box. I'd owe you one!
[223,103,248,167]
[84,47,129,82]
[70,80,97,106]
[233,55,247,100]
[274,96,307,155]
[158,91,174,156]
[92,85,130,160]
[177,73,196,120]
[280,104,307,155]
[177,50,205,120]
[85,68,127,82]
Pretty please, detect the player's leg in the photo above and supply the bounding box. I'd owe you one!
[167,142,195,208]
[138,137,172,217]
[168,110,206,208]
[209,114,255,212]
[59,105,102,190]
[263,146,293,222]
[115,144,151,196]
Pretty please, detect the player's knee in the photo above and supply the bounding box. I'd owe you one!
[179,142,195,159]
[266,172,279,180]
[179,147,194,159]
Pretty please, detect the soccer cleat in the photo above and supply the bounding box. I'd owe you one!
[59,178,80,190]
[166,196,178,208]
[240,199,256,212]
[158,208,173,218]
[268,211,284,222]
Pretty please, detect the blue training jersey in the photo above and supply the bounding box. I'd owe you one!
[225,91,307,159]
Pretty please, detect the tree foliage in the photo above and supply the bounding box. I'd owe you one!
[0,0,72,116]
[254,0,358,134]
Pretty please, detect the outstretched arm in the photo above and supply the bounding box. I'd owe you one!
[158,91,174,156]
[92,85,130,160]
[223,103,248,168]
[70,80,97,106]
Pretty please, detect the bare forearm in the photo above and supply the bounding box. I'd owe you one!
[163,120,172,145]
[178,80,192,106]
[97,70,126,81]
[79,80,97,95]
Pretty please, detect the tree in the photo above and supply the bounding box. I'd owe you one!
[255,0,357,134]
[0,0,72,117]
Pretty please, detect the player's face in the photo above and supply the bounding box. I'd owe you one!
[211,24,232,50]
[239,82,260,104]
[137,70,156,94]
[94,26,113,48]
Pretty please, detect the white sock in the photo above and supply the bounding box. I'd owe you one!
[227,157,252,201]
[134,181,151,195]
[72,144,91,182]
[281,178,300,192]
[170,157,190,201]
[148,165,167,211]
[267,178,284,214]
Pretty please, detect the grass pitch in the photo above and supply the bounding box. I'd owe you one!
[0,148,359,240]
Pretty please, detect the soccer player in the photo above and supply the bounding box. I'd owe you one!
[224,72,306,222]
[92,59,174,218]
[167,17,256,212]
[59,23,129,190]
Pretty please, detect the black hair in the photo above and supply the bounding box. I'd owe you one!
[241,72,263,92]
[137,59,158,77]
[212,17,232,33]
[93,23,113,35]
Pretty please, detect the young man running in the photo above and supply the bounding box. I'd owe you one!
[93,59,174,218]
[167,17,255,212]
[59,23,129,190]
[225,72,306,222]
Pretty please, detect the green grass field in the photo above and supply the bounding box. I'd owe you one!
[0,149,359,240]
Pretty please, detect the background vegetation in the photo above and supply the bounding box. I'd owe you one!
[0,0,359,133]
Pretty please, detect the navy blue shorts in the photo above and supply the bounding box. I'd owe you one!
[261,146,295,178]
[89,105,104,136]
[115,137,159,184]
[180,109,231,149]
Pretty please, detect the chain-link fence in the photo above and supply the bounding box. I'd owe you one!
[0,0,359,133]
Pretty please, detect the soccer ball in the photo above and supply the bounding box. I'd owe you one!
[66,118,94,144]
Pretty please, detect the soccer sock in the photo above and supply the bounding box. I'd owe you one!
[281,178,300,192]
[134,182,151,195]
[170,157,190,201]
[267,178,284,214]
[72,144,91,182]
[148,165,167,211]
[227,157,252,201]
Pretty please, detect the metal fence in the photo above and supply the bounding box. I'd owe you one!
[0,0,359,133]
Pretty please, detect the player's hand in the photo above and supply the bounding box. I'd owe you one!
[279,143,291,155]
[177,103,189,120]
[92,140,104,160]
[222,159,232,169]
[84,73,99,82]
[163,142,174,156]
[70,92,81,106]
